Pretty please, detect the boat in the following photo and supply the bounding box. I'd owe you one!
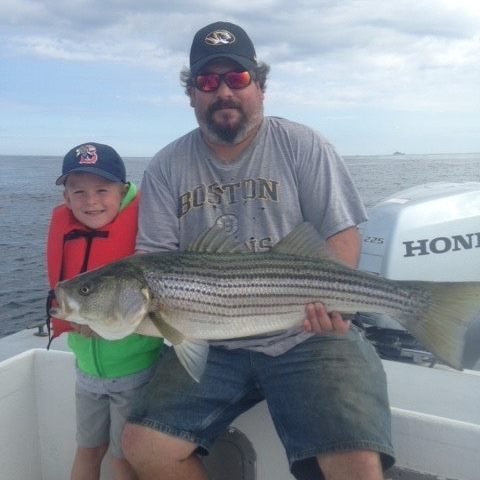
[1,181,480,480]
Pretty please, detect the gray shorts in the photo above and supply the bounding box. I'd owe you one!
[75,365,157,459]
[128,327,395,480]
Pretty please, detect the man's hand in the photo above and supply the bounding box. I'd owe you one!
[302,302,350,334]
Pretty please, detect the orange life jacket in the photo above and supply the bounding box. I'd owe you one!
[46,195,139,340]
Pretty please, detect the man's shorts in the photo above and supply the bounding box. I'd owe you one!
[128,327,395,479]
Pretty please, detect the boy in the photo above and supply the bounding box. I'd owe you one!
[47,142,163,480]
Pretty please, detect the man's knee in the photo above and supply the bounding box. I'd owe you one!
[121,423,146,462]
[122,422,199,464]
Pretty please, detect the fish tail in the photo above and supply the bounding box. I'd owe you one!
[405,282,480,370]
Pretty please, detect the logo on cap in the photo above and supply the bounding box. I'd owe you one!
[205,29,236,46]
[76,144,98,165]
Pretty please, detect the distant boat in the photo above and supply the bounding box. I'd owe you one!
[392,151,405,155]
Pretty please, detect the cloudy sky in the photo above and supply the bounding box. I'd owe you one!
[1,0,479,157]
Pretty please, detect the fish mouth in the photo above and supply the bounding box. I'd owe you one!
[50,287,73,319]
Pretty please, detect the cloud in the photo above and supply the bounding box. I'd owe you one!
[1,0,479,155]
[2,1,478,72]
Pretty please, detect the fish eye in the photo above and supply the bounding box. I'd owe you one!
[79,283,92,296]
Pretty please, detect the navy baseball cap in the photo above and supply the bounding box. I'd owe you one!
[190,21,258,76]
[55,142,126,185]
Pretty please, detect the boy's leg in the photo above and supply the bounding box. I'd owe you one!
[70,444,108,480]
[72,386,110,480]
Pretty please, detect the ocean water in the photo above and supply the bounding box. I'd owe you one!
[1,152,480,338]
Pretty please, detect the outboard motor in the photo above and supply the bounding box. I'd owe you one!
[357,181,480,368]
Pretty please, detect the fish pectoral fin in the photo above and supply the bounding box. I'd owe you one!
[134,318,165,339]
[149,312,209,381]
[149,312,185,345]
[173,339,210,383]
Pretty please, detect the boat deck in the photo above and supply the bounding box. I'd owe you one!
[1,329,479,480]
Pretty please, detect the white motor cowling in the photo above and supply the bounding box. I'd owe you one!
[358,181,480,368]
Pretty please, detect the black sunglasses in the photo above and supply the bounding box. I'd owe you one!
[194,70,253,92]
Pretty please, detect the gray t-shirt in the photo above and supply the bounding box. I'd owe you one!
[136,116,368,354]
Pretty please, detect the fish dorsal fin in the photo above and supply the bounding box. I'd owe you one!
[272,222,343,263]
[187,225,246,253]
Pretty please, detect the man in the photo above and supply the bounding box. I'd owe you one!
[122,21,394,480]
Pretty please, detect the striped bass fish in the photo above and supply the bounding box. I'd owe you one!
[51,222,480,381]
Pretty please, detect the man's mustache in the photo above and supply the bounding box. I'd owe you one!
[209,100,241,112]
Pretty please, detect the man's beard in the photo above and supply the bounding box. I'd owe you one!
[202,100,252,145]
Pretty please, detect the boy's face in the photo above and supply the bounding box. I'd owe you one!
[63,172,126,229]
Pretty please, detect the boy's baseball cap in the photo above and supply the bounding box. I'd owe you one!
[190,21,258,76]
[55,142,126,185]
